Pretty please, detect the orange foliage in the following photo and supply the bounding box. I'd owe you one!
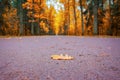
[1,7,19,35]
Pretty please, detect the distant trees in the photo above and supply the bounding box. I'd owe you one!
[1,7,19,35]
[112,0,120,35]
[47,5,56,34]
[22,0,48,35]
[0,0,120,36]
[60,0,70,35]
[0,0,19,35]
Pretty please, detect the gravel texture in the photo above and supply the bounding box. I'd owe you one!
[0,36,120,80]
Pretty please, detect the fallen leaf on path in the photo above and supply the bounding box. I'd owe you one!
[51,54,74,60]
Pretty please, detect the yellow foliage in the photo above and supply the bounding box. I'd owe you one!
[40,21,49,33]
[51,54,74,60]
[53,9,65,35]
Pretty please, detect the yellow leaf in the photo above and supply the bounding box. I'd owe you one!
[51,54,74,60]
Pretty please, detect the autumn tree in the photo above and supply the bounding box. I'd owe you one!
[79,0,85,35]
[76,9,82,35]
[73,0,77,35]
[112,0,120,35]
[53,9,65,35]
[84,0,101,35]
[46,5,56,34]
[0,0,20,35]
[1,6,19,35]
[0,0,120,36]
[22,0,47,35]
[82,0,93,35]
[60,0,70,35]
[0,0,10,35]
[93,0,99,35]
[97,0,113,35]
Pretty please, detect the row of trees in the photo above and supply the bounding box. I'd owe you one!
[0,0,120,36]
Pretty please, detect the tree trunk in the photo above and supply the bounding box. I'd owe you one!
[31,20,34,35]
[73,0,77,35]
[36,0,41,35]
[108,0,112,35]
[19,0,24,35]
[0,2,4,30]
[79,0,84,35]
[66,0,70,35]
[31,0,34,35]
[93,0,98,35]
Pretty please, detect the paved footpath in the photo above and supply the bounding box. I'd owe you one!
[0,36,120,80]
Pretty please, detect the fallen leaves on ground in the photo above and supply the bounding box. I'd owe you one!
[51,54,74,60]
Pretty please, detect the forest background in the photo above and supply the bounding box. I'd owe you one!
[0,0,120,36]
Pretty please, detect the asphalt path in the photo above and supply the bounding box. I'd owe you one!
[0,36,120,80]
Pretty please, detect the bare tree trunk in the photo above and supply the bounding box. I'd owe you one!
[19,0,24,35]
[31,20,34,35]
[93,0,98,35]
[108,0,112,35]
[31,0,34,35]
